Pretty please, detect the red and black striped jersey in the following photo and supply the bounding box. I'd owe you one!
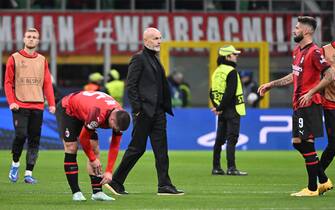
[321,41,335,110]
[292,43,330,110]
[61,91,123,130]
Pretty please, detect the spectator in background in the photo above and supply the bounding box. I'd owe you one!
[207,0,236,11]
[248,0,268,10]
[105,69,125,106]
[66,0,95,9]
[83,72,104,91]
[239,70,261,107]
[51,75,62,104]
[0,0,18,8]
[175,0,203,10]
[30,0,56,9]
[167,71,184,107]
[135,0,165,9]
[180,81,191,107]
[168,71,191,107]
[4,28,55,184]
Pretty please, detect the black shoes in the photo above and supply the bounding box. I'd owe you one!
[157,185,184,195]
[226,167,248,176]
[105,180,129,195]
[212,168,225,175]
[106,181,185,195]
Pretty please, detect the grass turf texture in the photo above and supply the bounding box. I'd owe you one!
[0,150,334,210]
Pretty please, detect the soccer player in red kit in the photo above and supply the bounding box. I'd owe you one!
[56,91,130,201]
[299,41,335,194]
[5,28,55,184]
[258,16,333,196]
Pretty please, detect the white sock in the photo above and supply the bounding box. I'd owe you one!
[25,170,32,177]
[12,161,20,167]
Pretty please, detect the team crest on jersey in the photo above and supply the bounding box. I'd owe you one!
[87,121,98,130]
[320,54,327,64]
[65,128,70,138]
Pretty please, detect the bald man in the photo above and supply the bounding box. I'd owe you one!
[106,28,184,195]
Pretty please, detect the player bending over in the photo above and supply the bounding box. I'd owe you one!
[56,91,130,201]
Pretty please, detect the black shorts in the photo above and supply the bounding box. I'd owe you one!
[324,109,335,141]
[292,103,323,140]
[56,102,98,142]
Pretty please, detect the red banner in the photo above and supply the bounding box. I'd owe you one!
[0,12,326,55]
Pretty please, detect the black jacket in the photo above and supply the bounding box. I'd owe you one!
[126,47,173,117]
[210,60,239,118]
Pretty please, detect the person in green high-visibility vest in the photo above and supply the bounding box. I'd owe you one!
[105,69,125,106]
[209,45,247,176]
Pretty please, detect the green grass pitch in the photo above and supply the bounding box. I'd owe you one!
[0,150,334,210]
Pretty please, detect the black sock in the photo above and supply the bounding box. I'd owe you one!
[299,142,323,191]
[303,142,328,184]
[13,154,20,163]
[90,175,103,194]
[320,143,335,171]
[64,153,80,194]
[293,143,303,153]
[26,164,34,171]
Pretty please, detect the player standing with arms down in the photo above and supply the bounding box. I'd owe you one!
[299,41,335,188]
[4,28,55,184]
[56,91,130,201]
[258,16,332,196]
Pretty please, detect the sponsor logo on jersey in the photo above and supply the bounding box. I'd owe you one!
[292,64,303,76]
[87,121,98,130]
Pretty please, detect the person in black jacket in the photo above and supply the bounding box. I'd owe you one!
[240,70,261,108]
[106,27,184,195]
[210,45,248,176]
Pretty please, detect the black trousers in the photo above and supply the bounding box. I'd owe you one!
[11,108,43,168]
[113,108,172,187]
[213,113,240,169]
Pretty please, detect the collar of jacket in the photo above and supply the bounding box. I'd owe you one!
[221,60,237,68]
[144,46,158,56]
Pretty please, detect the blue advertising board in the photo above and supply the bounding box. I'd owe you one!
[0,107,328,150]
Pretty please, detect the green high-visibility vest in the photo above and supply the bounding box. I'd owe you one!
[105,80,125,105]
[211,64,246,116]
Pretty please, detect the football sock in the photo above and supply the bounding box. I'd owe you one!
[300,142,320,191]
[12,161,20,167]
[26,164,34,171]
[13,153,20,163]
[304,142,328,184]
[292,142,303,153]
[64,153,80,194]
[320,141,335,171]
[24,170,32,177]
[90,175,103,194]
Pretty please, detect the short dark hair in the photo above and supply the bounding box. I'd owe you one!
[115,110,130,131]
[297,16,317,31]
